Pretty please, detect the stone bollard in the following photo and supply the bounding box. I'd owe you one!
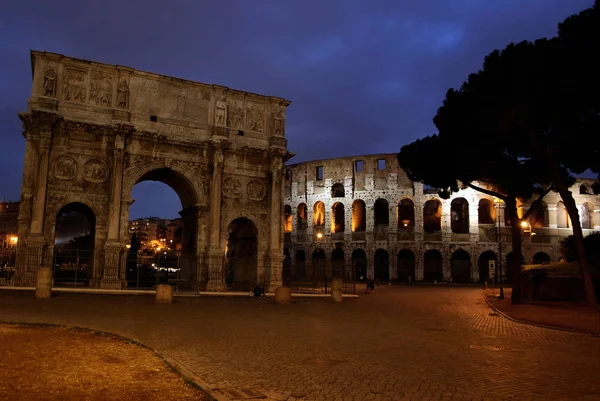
[35,267,53,299]
[274,286,292,305]
[155,284,173,304]
[331,277,343,303]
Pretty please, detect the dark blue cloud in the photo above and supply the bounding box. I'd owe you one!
[0,0,593,218]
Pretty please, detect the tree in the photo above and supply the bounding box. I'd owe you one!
[402,35,600,303]
[399,131,551,304]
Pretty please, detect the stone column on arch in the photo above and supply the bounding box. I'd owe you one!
[266,151,286,292]
[13,135,41,286]
[206,143,228,291]
[195,204,210,289]
[102,129,129,289]
[16,113,57,287]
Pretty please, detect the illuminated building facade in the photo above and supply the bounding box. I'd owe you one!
[283,153,600,283]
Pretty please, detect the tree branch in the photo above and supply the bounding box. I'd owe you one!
[466,183,507,200]
[522,186,554,220]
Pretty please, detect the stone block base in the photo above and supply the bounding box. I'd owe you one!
[274,286,292,305]
[35,267,53,299]
[156,284,173,304]
[331,278,343,303]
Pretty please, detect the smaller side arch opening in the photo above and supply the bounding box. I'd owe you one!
[225,217,258,291]
[53,202,96,287]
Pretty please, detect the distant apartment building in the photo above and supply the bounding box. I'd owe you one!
[128,217,169,249]
[0,201,19,249]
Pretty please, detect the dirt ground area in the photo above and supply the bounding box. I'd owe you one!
[486,288,600,334]
[0,324,212,401]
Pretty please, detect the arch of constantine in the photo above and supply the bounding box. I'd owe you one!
[282,153,600,284]
[13,51,291,291]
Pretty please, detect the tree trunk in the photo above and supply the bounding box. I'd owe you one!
[506,197,523,304]
[558,188,597,306]
[538,142,598,307]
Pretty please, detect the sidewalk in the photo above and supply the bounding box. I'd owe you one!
[485,288,600,335]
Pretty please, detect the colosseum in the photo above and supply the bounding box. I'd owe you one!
[282,153,600,286]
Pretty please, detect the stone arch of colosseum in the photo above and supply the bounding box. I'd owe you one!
[13,51,291,291]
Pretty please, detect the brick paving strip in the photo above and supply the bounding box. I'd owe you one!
[1,287,599,401]
[484,288,600,335]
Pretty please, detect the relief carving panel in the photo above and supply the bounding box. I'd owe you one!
[89,72,113,107]
[83,159,109,183]
[227,99,245,130]
[52,156,77,180]
[62,68,87,103]
[222,176,243,198]
[246,103,265,133]
[246,179,266,201]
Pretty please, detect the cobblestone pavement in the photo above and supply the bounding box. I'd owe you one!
[1,286,599,401]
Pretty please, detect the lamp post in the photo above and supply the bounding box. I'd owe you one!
[495,199,504,299]
[521,221,534,263]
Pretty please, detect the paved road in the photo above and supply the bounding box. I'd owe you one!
[1,286,598,401]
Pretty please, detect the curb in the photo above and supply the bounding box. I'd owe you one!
[0,287,359,299]
[0,319,228,401]
[481,292,600,337]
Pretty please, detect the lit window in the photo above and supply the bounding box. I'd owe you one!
[316,166,324,181]
[377,159,386,170]
[355,160,364,172]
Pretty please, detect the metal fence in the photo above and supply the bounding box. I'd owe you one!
[52,247,93,287]
[0,248,16,286]
[284,260,356,295]
[125,250,186,291]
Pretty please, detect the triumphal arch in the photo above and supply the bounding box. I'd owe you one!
[14,51,291,291]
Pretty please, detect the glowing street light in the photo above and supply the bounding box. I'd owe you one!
[126,244,131,249]
[316,232,323,239]
[9,236,18,245]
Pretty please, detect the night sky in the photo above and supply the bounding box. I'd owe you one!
[0,0,593,219]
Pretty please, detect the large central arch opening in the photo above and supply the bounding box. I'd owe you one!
[225,217,258,291]
[53,202,96,287]
[126,168,198,290]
